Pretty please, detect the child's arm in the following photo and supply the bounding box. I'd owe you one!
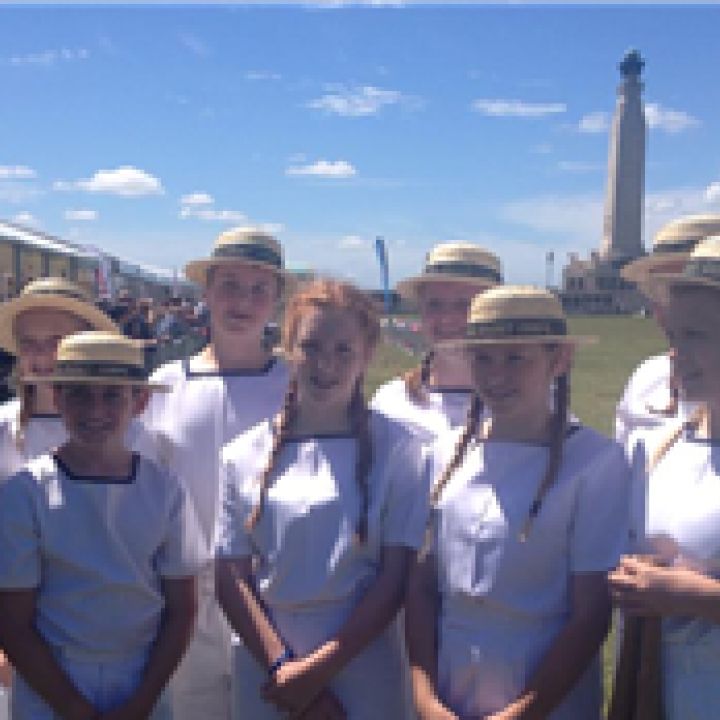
[100,576,197,720]
[0,650,11,687]
[261,545,412,715]
[0,589,97,720]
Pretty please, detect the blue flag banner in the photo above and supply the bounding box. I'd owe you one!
[375,236,391,313]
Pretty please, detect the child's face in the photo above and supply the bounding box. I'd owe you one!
[417,282,480,344]
[205,265,279,341]
[53,384,149,448]
[290,306,372,410]
[14,309,88,379]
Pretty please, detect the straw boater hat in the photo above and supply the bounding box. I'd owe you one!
[396,242,503,301]
[621,214,720,294]
[29,331,168,390]
[0,277,118,355]
[184,226,290,287]
[652,234,720,299]
[439,285,595,347]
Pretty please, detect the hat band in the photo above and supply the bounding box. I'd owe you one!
[467,317,567,339]
[684,257,720,282]
[54,360,147,381]
[653,238,697,254]
[212,243,282,269]
[424,261,502,282]
[26,287,87,302]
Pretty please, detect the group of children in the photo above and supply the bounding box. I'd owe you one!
[0,216,719,719]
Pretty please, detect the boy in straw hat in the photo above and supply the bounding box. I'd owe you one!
[372,242,503,440]
[609,235,720,718]
[0,331,205,719]
[407,286,631,719]
[615,214,720,452]
[132,227,292,720]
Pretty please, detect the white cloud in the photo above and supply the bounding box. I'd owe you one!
[11,211,40,227]
[8,48,89,66]
[180,192,214,206]
[0,165,36,179]
[286,159,357,179]
[307,85,413,117]
[245,70,282,81]
[54,166,164,197]
[339,234,366,249]
[472,99,566,118]
[644,102,700,133]
[705,182,720,204]
[180,207,246,222]
[577,111,610,134]
[64,209,98,221]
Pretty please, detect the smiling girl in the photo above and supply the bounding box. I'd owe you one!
[133,227,292,720]
[216,279,429,719]
[372,243,502,440]
[407,286,631,720]
[609,236,720,719]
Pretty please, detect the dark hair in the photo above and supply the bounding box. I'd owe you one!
[403,350,434,405]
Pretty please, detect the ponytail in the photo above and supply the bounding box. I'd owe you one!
[350,378,373,544]
[403,351,434,405]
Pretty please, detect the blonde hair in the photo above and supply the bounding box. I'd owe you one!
[246,279,380,543]
[429,355,570,542]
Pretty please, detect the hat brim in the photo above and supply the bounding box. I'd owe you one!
[0,295,119,355]
[27,374,170,391]
[396,274,500,301]
[437,334,597,348]
[646,272,720,304]
[185,257,295,292]
[621,252,691,285]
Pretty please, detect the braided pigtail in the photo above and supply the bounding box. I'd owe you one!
[402,350,434,406]
[431,393,482,508]
[518,372,569,541]
[648,403,706,474]
[350,378,373,544]
[245,376,298,532]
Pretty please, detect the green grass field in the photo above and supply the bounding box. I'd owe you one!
[369,315,667,713]
[369,315,667,435]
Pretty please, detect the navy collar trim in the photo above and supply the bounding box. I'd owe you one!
[53,452,139,484]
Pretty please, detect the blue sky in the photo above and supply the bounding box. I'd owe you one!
[1,3,719,287]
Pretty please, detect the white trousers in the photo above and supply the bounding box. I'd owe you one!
[12,651,171,719]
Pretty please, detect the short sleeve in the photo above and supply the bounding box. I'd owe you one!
[0,472,41,588]
[156,481,208,578]
[381,437,432,550]
[214,455,254,559]
[570,442,632,573]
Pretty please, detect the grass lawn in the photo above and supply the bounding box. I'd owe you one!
[368,315,667,714]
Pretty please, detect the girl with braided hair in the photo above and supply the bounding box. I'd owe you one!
[216,279,429,720]
[406,286,631,720]
[372,243,502,441]
[609,236,720,718]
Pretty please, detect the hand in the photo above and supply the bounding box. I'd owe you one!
[261,657,324,715]
[291,689,346,720]
[608,554,711,617]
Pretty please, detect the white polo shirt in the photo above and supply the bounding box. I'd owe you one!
[0,453,205,660]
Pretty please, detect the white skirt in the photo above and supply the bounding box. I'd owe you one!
[231,600,412,720]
